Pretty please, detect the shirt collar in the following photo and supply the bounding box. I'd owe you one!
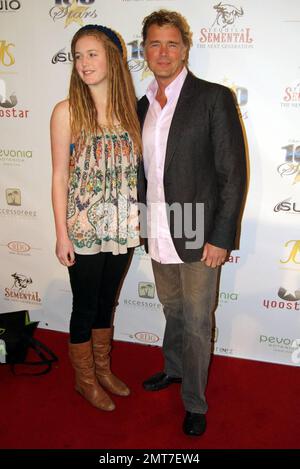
[146,66,188,104]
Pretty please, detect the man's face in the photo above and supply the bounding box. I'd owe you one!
[144,24,187,85]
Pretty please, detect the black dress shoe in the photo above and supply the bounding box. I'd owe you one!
[183,411,206,436]
[142,371,182,391]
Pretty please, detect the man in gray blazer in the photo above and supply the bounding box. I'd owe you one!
[138,9,246,436]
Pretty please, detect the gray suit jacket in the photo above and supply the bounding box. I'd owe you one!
[138,72,246,262]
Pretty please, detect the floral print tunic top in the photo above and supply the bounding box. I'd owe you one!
[67,125,140,255]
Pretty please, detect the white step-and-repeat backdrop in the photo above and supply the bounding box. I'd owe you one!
[1,0,299,366]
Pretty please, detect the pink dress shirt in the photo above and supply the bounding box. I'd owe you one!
[142,67,188,264]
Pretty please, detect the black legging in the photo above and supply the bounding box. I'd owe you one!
[68,250,133,343]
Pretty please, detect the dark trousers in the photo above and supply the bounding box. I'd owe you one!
[152,259,219,414]
[68,250,132,344]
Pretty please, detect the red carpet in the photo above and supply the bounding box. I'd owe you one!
[0,328,299,449]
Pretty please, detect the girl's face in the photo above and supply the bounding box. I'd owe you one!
[74,35,108,88]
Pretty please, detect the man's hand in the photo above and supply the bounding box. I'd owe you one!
[201,242,227,268]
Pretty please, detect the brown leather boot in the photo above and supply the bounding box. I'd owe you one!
[92,328,130,396]
[69,340,115,411]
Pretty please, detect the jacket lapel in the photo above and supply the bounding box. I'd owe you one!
[164,72,196,172]
[138,95,150,129]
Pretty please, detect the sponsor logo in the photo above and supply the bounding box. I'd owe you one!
[123,298,161,310]
[218,291,239,305]
[138,282,155,299]
[1,241,41,256]
[281,81,300,108]
[260,335,300,361]
[7,241,31,254]
[198,2,254,49]
[10,272,32,291]
[49,0,97,28]
[222,79,248,119]
[0,91,17,108]
[226,254,241,264]
[0,207,37,218]
[0,87,29,119]
[0,107,29,118]
[260,335,296,347]
[134,331,160,344]
[127,37,152,81]
[280,240,300,265]
[54,0,95,3]
[277,142,300,185]
[262,299,299,311]
[1,188,37,218]
[51,47,73,65]
[215,346,234,355]
[6,188,21,206]
[0,1,21,12]
[4,273,42,304]
[0,78,5,102]
[277,287,300,302]
[211,2,244,29]
[0,40,15,68]
[0,78,15,105]
[274,197,300,214]
[0,148,32,166]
